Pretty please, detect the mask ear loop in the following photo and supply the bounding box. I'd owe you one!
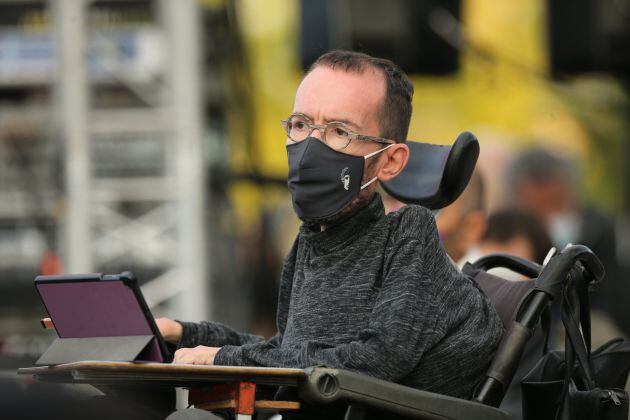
[360,176,379,190]
[363,143,395,159]
[360,143,396,190]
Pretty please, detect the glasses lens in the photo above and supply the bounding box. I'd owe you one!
[287,115,311,141]
[324,123,352,150]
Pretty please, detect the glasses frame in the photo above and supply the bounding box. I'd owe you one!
[281,113,396,150]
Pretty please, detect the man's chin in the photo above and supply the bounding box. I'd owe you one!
[299,210,349,228]
[300,189,375,228]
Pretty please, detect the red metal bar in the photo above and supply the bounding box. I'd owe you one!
[236,382,256,415]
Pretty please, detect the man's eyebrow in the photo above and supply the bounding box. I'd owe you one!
[292,112,362,130]
[327,117,361,130]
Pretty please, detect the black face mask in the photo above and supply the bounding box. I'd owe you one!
[286,137,392,220]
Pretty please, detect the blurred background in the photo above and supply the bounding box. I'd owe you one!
[0,0,628,379]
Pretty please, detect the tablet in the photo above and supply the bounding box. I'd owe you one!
[35,272,172,363]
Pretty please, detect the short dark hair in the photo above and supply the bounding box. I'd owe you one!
[482,209,553,264]
[308,50,414,143]
[509,148,575,189]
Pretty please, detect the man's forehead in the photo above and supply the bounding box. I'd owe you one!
[293,66,386,127]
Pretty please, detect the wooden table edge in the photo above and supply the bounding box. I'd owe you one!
[19,361,306,377]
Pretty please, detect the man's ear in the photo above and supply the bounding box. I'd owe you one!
[378,143,409,182]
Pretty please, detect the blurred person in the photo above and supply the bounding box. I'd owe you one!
[509,149,581,248]
[478,208,553,266]
[435,170,488,266]
[157,50,503,417]
[509,148,628,335]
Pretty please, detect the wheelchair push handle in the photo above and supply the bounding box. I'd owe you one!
[515,244,603,330]
[474,244,604,407]
[534,244,605,302]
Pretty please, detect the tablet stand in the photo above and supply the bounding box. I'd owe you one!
[36,335,154,365]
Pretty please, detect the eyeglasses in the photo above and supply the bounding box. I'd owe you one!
[281,113,396,151]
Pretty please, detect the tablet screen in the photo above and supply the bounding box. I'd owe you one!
[36,277,165,362]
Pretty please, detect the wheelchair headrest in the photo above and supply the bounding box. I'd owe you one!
[381,131,480,210]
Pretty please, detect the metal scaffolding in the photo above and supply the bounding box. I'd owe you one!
[52,0,210,320]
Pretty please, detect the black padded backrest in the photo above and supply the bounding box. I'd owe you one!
[473,271,535,329]
[381,131,479,210]
[465,254,542,328]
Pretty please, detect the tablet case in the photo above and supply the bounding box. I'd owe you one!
[36,335,154,365]
[35,272,170,365]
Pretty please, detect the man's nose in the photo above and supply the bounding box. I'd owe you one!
[310,127,324,140]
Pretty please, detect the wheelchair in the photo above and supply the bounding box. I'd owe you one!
[168,132,609,420]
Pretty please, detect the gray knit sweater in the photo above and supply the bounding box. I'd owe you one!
[178,194,503,398]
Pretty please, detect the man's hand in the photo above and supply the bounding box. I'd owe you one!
[173,346,221,365]
[155,317,183,345]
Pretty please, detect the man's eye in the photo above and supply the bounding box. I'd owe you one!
[294,121,307,130]
[334,127,349,137]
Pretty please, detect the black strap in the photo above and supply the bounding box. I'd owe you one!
[572,265,592,355]
[562,278,596,389]
[540,303,552,356]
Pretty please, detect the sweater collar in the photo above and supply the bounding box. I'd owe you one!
[300,193,385,252]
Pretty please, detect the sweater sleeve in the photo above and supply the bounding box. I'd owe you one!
[177,320,264,348]
[214,233,444,383]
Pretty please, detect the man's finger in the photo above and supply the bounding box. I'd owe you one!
[173,348,191,363]
[172,346,217,365]
[40,317,54,330]
[174,355,193,364]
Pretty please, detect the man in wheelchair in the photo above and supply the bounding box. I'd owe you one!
[157,50,504,416]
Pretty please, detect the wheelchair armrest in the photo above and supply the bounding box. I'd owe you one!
[298,367,509,420]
